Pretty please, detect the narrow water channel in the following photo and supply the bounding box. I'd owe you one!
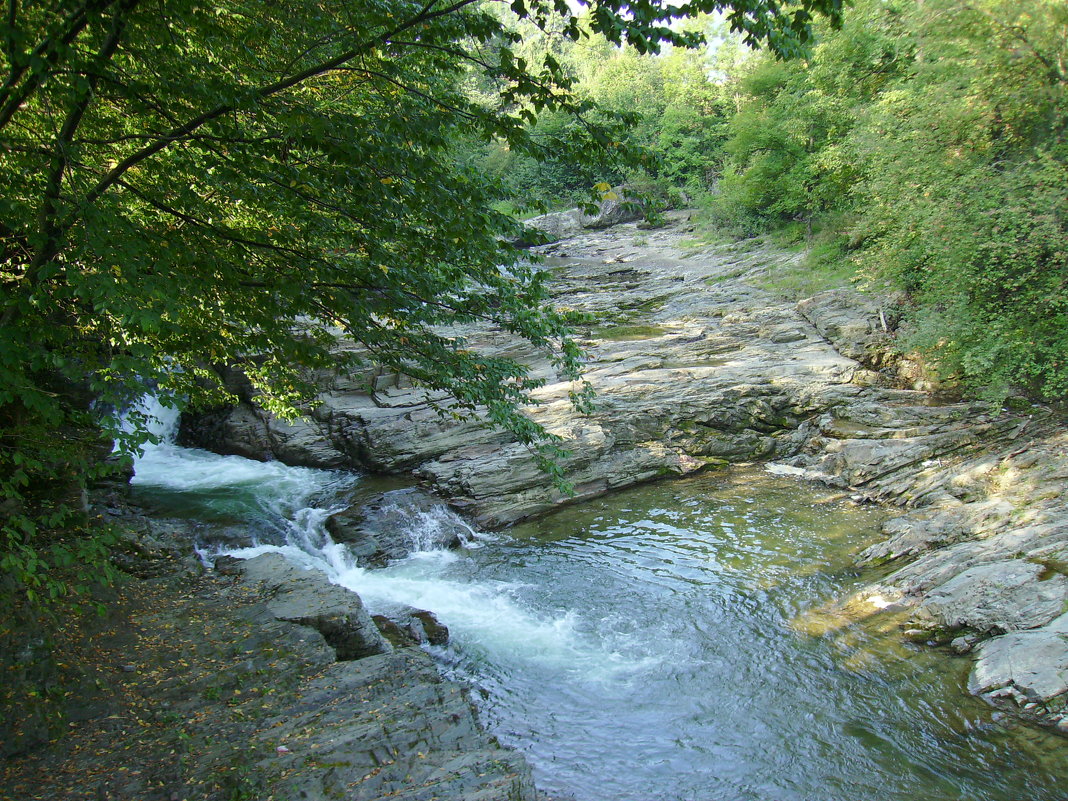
[130,404,1067,801]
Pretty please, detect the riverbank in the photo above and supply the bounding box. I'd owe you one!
[181,210,1068,736]
[0,512,538,801]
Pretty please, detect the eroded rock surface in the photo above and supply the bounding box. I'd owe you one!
[1,510,537,800]
[183,212,1068,734]
[255,648,533,801]
[239,552,390,660]
[969,613,1068,734]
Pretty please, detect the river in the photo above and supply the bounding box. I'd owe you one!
[129,402,1067,801]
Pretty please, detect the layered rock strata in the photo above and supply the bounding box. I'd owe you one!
[183,212,1068,734]
[231,553,536,800]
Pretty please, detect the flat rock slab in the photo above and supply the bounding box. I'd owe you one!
[258,648,535,801]
[970,613,1068,731]
[911,559,1068,635]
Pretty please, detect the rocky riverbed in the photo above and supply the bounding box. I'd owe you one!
[0,513,538,801]
[181,211,1068,735]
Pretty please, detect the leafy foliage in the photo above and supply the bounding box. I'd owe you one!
[712,0,1068,401]
[0,0,846,618]
[853,0,1068,400]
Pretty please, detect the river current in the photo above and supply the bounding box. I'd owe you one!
[130,403,1067,801]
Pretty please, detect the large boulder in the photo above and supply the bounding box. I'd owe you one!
[520,209,583,244]
[325,487,471,565]
[518,190,645,245]
[238,553,390,660]
[580,191,644,229]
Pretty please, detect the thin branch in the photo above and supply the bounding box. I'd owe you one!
[354,67,481,121]
[0,0,117,130]
[962,3,1066,85]
[81,0,481,208]
[386,38,494,70]
[113,177,327,266]
[27,0,137,280]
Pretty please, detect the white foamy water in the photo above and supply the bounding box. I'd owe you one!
[126,397,639,685]
[125,397,1068,801]
[127,399,349,523]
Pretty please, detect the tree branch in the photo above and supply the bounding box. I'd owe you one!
[113,177,328,267]
[80,0,482,209]
[0,0,117,130]
[27,0,138,277]
[354,67,481,121]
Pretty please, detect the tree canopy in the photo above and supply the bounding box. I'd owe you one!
[0,0,845,611]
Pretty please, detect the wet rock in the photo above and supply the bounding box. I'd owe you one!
[212,555,245,575]
[969,613,1068,726]
[195,524,256,552]
[238,553,390,660]
[178,403,272,461]
[407,609,450,646]
[372,614,418,648]
[951,634,979,654]
[373,608,450,648]
[910,560,1068,636]
[326,488,469,565]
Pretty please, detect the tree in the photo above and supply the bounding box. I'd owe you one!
[0,0,845,615]
[852,0,1068,400]
[707,0,1066,400]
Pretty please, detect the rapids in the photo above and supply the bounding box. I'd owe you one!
[129,401,1067,801]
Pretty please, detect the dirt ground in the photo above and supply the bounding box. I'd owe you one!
[1,564,312,801]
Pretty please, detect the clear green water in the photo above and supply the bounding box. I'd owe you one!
[131,433,1068,801]
[432,470,1068,801]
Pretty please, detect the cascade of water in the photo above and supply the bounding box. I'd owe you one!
[127,396,358,550]
[123,399,1068,801]
[126,396,627,689]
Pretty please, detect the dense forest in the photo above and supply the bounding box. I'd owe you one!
[474,0,1067,404]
